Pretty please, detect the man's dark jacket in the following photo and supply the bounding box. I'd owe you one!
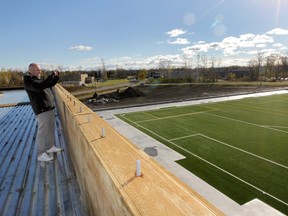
[23,72,59,115]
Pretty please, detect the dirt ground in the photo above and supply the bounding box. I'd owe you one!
[86,84,286,110]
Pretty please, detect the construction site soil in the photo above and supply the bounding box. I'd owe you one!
[86,84,286,111]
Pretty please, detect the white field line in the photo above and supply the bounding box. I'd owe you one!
[142,112,159,119]
[136,109,218,123]
[248,98,288,105]
[118,116,224,213]
[206,112,288,135]
[170,133,288,170]
[135,109,288,169]
[120,115,288,208]
[264,125,288,129]
[222,100,288,117]
[169,133,200,141]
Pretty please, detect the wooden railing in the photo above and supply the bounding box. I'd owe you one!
[54,84,224,216]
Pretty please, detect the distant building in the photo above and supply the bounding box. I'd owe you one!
[85,76,95,84]
[62,74,88,86]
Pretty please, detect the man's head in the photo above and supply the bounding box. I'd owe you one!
[28,63,41,78]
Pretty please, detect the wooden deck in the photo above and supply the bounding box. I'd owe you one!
[0,104,87,216]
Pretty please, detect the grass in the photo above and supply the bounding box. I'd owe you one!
[146,80,288,87]
[86,79,129,88]
[117,93,288,214]
[65,79,129,100]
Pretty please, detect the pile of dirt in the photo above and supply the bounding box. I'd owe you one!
[87,87,145,105]
[118,87,145,99]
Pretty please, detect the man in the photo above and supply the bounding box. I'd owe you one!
[24,63,62,162]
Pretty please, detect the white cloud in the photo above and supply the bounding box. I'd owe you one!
[222,56,250,66]
[271,43,287,51]
[218,33,273,50]
[222,46,239,56]
[253,34,274,44]
[221,36,239,44]
[166,29,187,37]
[239,33,255,41]
[182,44,210,56]
[180,27,288,63]
[168,38,190,45]
[197,41,206,44]
[81,54,185,70]
[84,57,100,62]
[273,43,283,47]
[266,28,288,35]
[210,42,220,49]
[260,49,280,57]
[65,28,288,70]
[145,54,183,68]
[255,44,266,48]
[69,45,93,51]
[245,50,259,55]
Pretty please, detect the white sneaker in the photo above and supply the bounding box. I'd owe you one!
[46,146,63,153]
[37,152,54,162]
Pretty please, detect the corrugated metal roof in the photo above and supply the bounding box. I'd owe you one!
[0,105,88,216]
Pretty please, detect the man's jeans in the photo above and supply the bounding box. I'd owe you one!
[36,110,55,155]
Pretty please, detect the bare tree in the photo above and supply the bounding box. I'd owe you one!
[57,65,64,71]
[194,53,202,82]
[248,51,264,81]
[182,54,189,80]
[280,55,288,78]
[101,59,107,80]
[158,58,172,81]
[264,54,278,80]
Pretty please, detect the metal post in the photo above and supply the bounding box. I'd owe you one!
[101,128,105,138]
[136,160,141,177]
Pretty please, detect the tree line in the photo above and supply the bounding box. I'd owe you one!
[0,69,23,88]
[1,52,288,88]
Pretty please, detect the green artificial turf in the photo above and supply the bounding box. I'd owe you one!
[117,93,288,214]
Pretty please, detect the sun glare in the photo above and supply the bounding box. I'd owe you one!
[275,0,281,27]
[251,0,286,27]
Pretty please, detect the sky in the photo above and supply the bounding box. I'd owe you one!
[1,0,288,71]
